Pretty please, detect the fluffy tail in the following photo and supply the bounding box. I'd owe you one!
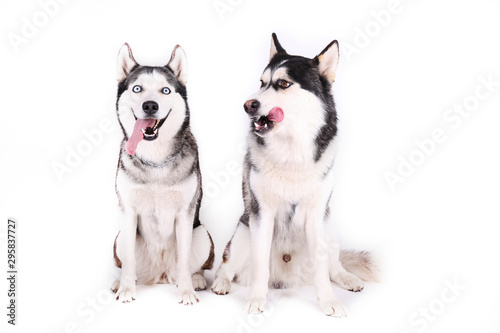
[340,250,380,283]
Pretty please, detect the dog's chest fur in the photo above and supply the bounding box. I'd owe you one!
[116,139,199,246]
[249,136,336,205]
[118,160,197,208]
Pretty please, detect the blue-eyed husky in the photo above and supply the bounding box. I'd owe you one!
[211,34,378,317]
[111,43,214,305]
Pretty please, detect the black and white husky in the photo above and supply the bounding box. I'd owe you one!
[211,34,378,317]
[111,43,214,305]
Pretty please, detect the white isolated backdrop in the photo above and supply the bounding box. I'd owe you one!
[1,0,500,332]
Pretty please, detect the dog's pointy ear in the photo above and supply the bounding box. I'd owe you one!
[315,40,340,83]
[270,33,287,60]
[166,45,187,85]
[117,43,138,82]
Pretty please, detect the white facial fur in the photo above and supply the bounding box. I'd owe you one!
[247,66,325,140]
[117,71,187,147]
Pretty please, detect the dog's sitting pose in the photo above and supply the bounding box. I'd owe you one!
[211,34,377,317]
[111,43,214,305]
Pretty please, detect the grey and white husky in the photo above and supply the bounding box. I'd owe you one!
[111,43,214,305]
[211,34,378,317]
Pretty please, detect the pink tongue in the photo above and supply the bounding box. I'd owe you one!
[267,107,284,123]
[125,118,156,155]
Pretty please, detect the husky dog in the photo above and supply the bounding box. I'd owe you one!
[111,43,214,305]
[211,34,378,317]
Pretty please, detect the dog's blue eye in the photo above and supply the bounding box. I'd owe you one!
[161,87,171,95]
[132,85,142,93]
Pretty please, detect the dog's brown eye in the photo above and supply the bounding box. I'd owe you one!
[277,79,292,89]
[260,80,265,88]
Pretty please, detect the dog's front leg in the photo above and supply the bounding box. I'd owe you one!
[176,211,198,305]
[245,209,274,314]
[305,210,347,317]
[116,210,138,302]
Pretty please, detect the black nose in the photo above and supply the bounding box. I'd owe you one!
[244,99,260,115]
[142,101,159,115]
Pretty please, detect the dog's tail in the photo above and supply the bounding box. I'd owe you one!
[340,250,380,283]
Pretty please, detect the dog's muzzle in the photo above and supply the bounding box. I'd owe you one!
[244,99,284,136]
[125,109,172,155]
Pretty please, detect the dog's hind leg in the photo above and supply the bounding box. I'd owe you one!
[110,231,122,293]
[115,210,139,302]
[192,271,206,291]
[190,225,215,291]
[211,223,251,295]
[328,232,365,292]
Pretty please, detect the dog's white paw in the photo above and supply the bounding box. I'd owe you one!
[211,278,231,295]
[245,297,267,314]
[179,290,199,305]
[116,283,136,303]
[192,273,207,291]
[110,280,120,293]
[320,298,347,318]
[333,272,364,292]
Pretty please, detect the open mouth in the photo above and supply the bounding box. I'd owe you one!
[125,109,171,155]
[253,115,275,135]
[142,116,167,141]
[251,107,284,136]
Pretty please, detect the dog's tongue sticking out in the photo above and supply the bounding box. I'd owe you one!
[267,107,284,123]
[125,119,156,155]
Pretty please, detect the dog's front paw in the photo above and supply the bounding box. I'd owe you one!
[211,277,231,295]
[333,272,364,292]
[245,297,267,314]
[192,273,207,291]
[179,290,199,305]
[319,298,347,318]
[116,282,136,303]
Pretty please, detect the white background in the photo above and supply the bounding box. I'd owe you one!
[1,0,500,332]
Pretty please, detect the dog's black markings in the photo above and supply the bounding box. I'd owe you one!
[246,152,260,173]
[322,159,335,179]
[241,151,260,222]
[259,44,338,163]
[239,211,250,227]
[249,187,260,217]
[115,64,203,230]
[255,136,266,146]
[285,203,298,224]
[324,190,333,220]
[116,66,188,141]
